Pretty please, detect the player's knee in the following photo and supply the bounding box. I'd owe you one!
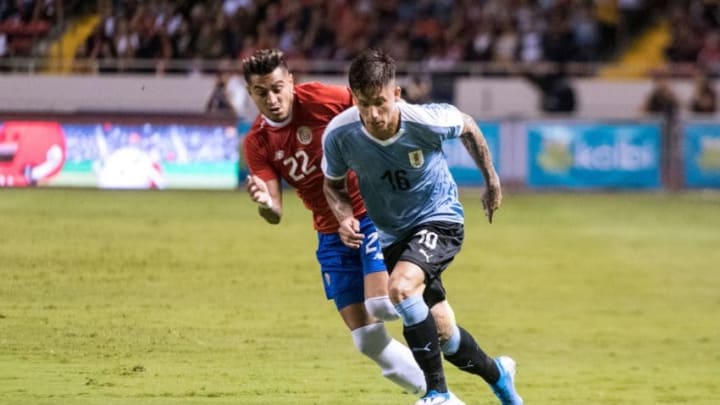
[388,281,417,303]
[351,323,391,357]
[365,296,401,321]
[388,267,425,303]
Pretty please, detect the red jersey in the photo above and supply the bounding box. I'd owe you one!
[242,82,366,233]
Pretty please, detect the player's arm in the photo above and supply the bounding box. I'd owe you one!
[459,112,502,223]
[323,177,364,249]
[246,175,283,224]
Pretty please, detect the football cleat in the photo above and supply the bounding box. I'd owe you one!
[413,390,466,405]
[491,356,523,405]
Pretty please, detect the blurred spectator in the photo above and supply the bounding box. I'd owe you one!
[689,73,718,114]
[594,0,620,58]
[527,65,577,114]
[697,30,720,74]
[664,0,720,73]
[206,71,234,115]
[643,76,679,117]
[402,74,432,104]
[542,13,577,63]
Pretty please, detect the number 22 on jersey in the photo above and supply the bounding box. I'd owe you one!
[283,150,317,181]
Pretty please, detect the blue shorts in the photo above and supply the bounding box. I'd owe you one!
[316,215,387,311]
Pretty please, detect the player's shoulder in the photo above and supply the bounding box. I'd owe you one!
[242,115,268,146]
[399,101,462,125]
[295,81,350,103]
[324,106,361,137]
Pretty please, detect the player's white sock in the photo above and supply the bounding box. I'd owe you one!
[365,295,401,321]
[351,323,426,396]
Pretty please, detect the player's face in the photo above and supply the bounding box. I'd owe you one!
[352,82,401,140]
[246,67,294,122]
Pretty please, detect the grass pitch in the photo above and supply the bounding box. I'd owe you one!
[1,188,719,404]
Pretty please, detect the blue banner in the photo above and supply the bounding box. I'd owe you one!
[442,121,500,186]
[684,123,720,188]
[527,123,661,188]
[236,121,252,181]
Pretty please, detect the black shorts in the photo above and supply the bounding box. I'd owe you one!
[382,221,464,307]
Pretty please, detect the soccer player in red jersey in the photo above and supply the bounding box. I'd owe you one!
[241,49,425,396]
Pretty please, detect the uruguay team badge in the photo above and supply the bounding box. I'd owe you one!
[297,126,312,145]
[408,150,424,168]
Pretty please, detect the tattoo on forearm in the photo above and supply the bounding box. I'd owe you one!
[324,178,354,221]
[460,115,493,174]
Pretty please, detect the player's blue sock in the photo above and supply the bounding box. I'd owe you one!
[394,295,428,326]
[441,324,461,355]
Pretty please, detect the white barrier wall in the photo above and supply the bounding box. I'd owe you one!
[0,75,215,113]
[0,74,716,119]
[454,77,710,119]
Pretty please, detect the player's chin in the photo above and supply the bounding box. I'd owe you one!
[268,110,287,121]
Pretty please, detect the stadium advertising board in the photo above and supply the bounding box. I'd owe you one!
[683,123,720,188]
[0,121,240,189]
[527,122,661,188]
[441,121,500,186]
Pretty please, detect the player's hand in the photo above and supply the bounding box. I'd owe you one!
[482,180,502,223]
[246,175,273,209]
[338,216,364,249]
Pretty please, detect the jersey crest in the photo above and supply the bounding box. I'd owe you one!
[409,149,424,168]
[297,126,313,145]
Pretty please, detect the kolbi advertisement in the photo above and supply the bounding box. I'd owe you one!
[527,122,662,189]
[684,122,720,188]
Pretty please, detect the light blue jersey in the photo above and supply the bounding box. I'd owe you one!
[322,101,465,247]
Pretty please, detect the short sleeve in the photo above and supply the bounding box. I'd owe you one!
[422,103,464,140]
[242,130,277,182]
[321,128,348,180]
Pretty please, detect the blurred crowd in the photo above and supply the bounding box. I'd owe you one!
[0,0,57,57]
[0,0,94,58]
[664,0,720,76]
[74,0,666,74]
[5,0,720,81]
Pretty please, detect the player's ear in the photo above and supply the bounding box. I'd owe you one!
[288,73,294,86]
[394,85,401,100]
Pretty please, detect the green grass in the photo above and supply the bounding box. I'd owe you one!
[1,188,719,404]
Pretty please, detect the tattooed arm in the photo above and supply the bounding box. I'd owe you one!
[460,113,502,223]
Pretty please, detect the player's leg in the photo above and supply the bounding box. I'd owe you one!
[331,279,425,396]
[434,300,522,405]
[357,215,400,321]
[336,298,425,396]
[384,222,474,404]
[427,294,521,404]
[432,300,498,382]
[317,231,425,395]
[389,260,453,404]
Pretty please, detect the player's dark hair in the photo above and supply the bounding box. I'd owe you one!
[242,49,288,83]
[348,48,396,95]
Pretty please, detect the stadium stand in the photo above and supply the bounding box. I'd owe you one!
[62,0,670,75]
[3,0,717,79]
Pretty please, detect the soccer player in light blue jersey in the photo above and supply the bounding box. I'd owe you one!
[322,49,523,405]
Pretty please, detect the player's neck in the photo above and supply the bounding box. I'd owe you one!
[365,110,400,141]
[263,111,293,128]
